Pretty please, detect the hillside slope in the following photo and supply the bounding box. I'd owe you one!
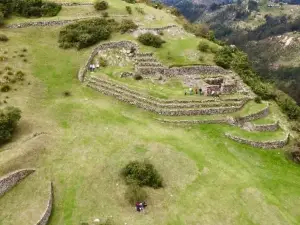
[0,1,300,225]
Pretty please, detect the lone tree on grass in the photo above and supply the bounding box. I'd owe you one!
[0,106,21,144]
[94,0,109,11]
[138,33,165,48]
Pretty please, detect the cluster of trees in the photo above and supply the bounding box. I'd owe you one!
[0,106,21,144]
[214,46,300,120]
[0,0,61,24]
[58,18,138,49]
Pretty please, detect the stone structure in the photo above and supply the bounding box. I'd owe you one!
[61,2,93,6]
[87,76,250,116]
[242,121,279,132]
[78,41,138,82]
[237,104,270,123]
[0,169,35,197]
[6,19,83,29]
[225,133,289,149]
[34,182,54,225]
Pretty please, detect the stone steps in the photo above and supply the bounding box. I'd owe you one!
[89,76,245,107]
[137,62,163,67]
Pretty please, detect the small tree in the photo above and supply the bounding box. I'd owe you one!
[94,0,108,11]
[120,19,138,33]
[198,40,210,52]
[138,33,165,48]
[0,34,8,42]
[121,160,163,188]
[0,106,21,144]
[125,6,132,14]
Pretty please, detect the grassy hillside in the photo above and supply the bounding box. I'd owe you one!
[0,1,300,225]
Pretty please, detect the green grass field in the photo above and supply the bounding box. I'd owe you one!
[0,2,300,225]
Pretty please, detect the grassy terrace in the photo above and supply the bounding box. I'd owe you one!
[1,2,300,225]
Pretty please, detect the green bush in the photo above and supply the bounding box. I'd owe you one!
[135,7,145,15]
[125,6,132,14]
[125,184,148,205]
[133,73,143,80]
[0,34,8,42]
[254,96,262,103]
[121,160,163,188]
[0,106,21,144]
[94,0,108,11]
[198,40,210,52]
[214,46,234,69]
[1,85,11,92]
[138,33,165,48]
[123,0,136,3]
[120,19,138,33]
[102,11,109,17]
[58,18,118,49]
[170,7,180,16]
[99,57,107,67]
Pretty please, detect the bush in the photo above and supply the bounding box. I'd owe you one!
[102,11,109,17]
[121,160,163,188]
[183,23,210,38]
[1,85,11,92]
[254,96,262,103]
[58,18,117,49]
[99,57,107,67]
[125,6,132,14]
[135,7,145,15]
[94,0,108,11]
[125,184,148,205]
[123,0,136,3]
[0,106,21,144]
[138,33,165,48]
[120,19,138,33]
[214,46,234,69]
[170,7,180,16]
[133,73,143,80]
[0,34,8,42]
[198,40,210,52]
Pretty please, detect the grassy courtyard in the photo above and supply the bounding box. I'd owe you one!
[0,2,300,225]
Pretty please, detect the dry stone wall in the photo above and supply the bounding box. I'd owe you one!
[78,41,138,82]
[61,2,93,6]
[6,19,84,29]
[237,104,269,123]
[225,133,289,149]
[0,169,35,197]
[242,121,279,132]
[34,182,54,225]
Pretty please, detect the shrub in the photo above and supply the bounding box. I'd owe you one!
[170,7,181,16]
[158,31,164,36]
[183,23,209,38]
[198,40,210,52]
[121,160,163,188]
[7,71,13,75]
[135,7,145,15]
[0,106,21,144]
[123,0,136,3]
[0,34,8,42]
[254,96,262,103]
[138,33,165,48]
[63,91,71,96]
[58,18,117,49]
[125,6,132,14]
[125,184,148,205]
[94,0,108,11]
[133,73,143,80]
[99,57,107,67]
[102,11,109,17]
[1,85,11,92]
[120,19,138,33]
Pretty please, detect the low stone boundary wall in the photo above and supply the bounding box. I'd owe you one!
[242,121,279,132]
[0,169,35,197]
[35,182,54,225]
[136,65,230,77]
[137,25,177,32]
[61,2,93,6]
[225,133,289,149]
[157,118,228,125]
[237,104,270,123]
[5,19,82,29]
[78,41,138,82]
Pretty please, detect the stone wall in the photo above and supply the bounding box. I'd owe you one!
[237,104,270,123]
[61,2,93,6]
[0,169,35,197]
[157,118,228,125]
[35,182,54,225]
[136,65,230,77]
[225,133,289,149]
[78,41,138,82]
[137,25,177,32]
[242,121,279,132]
[6,19,84,29]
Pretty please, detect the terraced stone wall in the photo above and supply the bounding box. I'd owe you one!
[137,25,177,32]
[252,121,279,132]
[35,182,54,225]
[0,169,35,197]
[78,41,138,82]
[6,19,81,29]
[225,133,289,149]
[237,104,269,123]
